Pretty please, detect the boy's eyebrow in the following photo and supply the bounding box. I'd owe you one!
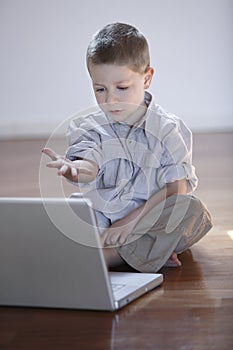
[93,80,131,86]
[93,83,105,86]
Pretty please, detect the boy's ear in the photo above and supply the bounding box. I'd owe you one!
[144,67,154,89]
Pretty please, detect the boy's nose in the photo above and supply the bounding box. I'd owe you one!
[105,92,118,104]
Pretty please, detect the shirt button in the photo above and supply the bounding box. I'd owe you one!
[128,140,132,144]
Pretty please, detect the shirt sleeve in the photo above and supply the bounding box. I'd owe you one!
[65,116,103,168]
[156,117,198,193]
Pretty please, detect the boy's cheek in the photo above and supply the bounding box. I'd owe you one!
[94,95,104,105]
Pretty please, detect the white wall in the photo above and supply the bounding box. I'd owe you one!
[0,0,233,138]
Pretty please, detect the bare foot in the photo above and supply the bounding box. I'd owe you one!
[164,252,182,268]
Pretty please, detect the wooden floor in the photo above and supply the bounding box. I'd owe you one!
[0,132,232,350]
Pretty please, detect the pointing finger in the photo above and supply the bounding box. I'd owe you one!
[42,148,60,161]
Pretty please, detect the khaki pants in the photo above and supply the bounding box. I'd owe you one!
[116,194,212,272]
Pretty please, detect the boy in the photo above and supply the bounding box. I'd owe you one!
[42,23,212,272]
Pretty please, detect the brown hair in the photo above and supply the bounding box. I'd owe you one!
[86,22,150,74]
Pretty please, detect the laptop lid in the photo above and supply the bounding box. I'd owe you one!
[0,197,163,311]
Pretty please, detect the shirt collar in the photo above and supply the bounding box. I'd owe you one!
[134,91,154,128]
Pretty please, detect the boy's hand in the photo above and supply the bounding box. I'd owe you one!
[101,212,140,247]
[42,147,93,182]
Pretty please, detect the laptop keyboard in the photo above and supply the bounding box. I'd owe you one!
[111,283,126,292]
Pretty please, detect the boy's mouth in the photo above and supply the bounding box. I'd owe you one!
[109,109,122,114]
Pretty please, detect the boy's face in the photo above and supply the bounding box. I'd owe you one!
[89,63,153,123]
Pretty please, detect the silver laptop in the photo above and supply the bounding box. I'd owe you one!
[0,197,163,311]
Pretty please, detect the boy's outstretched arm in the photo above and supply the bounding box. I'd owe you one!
[42,147,99,183]
[101,179,188,247]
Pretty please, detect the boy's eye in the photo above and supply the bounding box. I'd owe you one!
[96,87,105,93]
[117,86,129,90]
